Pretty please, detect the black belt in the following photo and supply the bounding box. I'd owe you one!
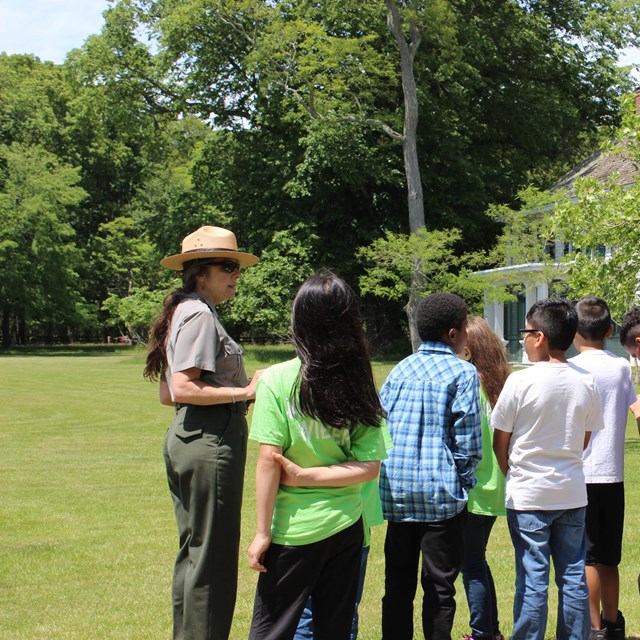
[175,401,248,415]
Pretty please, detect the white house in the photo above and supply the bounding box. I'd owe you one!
[480,88,640,361]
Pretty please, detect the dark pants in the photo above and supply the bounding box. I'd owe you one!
[250,518,364,640]
[164,403,248,640]
[294,544,370,640]
[382,509,467,640]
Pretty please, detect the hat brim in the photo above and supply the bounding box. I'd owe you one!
[160,249,259,270]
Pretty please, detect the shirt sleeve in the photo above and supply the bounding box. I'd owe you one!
[248,375,292,450]
[450,372,482,491]
[171,310,217,373]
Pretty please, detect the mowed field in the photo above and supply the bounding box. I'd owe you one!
[1,348,640,639]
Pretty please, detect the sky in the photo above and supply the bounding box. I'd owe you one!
[1,0,639,80]
[0,0,110,62]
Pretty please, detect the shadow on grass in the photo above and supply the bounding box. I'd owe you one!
[242,344,297,365]
[0,344,139,357]
[625,439,640,454]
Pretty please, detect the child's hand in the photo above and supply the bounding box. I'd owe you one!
[248,533,271,573]
[271,452,305,486]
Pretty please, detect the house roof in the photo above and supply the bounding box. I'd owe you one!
[549,140,639,197]
[476,261,569,282]
[550,88,640,195]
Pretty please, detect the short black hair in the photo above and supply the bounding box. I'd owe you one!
[620,306,640,346]
[416,292,468,342]
[573,296,611,341]
[526,299,577,351]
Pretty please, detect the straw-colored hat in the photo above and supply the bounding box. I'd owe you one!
[160,226,259,270]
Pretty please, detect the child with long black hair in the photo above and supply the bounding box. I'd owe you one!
[247,272,387,640]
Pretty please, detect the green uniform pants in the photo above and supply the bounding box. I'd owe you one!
[163,402,248,640]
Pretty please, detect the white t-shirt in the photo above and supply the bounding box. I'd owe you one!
[569,350,636,483]
[491,362,604,510]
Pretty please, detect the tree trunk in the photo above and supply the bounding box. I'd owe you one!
[2,310,11,348]
[386,1,425,350]
[18,316,27,345]
[404,260,424,351]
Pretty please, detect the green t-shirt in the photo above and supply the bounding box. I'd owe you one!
[467,387,506,516]
[360,424,393,545]
[249,358,388,545]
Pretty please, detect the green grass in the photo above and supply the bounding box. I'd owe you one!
[1,349,639,639]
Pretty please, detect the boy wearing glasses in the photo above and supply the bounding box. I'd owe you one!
[570,297,637,640]
[492,299,604,640]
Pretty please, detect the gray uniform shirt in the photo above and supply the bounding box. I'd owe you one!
[165,294,248,401]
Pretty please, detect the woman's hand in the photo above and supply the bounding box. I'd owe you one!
[272,452,305,486]
[242,369,265,401]
[248,532,271,572]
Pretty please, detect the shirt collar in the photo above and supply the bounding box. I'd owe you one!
[186,291,218,317]
[417,341,456,356]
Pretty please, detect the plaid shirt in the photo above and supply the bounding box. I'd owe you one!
[380,341,482,522]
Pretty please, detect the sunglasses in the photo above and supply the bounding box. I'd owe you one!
[207,260,241,274]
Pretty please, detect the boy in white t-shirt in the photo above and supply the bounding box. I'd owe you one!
[492,299,604,640]
[570,297,638,640]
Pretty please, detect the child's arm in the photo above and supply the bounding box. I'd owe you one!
[248,444,282,573]
[630,395,640,436]
[492,428,511,477]
[272,452,380,486]
[451,374,483,489]
[583,432,592,449]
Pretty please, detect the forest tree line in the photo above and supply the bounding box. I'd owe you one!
[2,0,640,349]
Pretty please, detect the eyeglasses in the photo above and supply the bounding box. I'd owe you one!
[518,328,543,336]
[208,260,241,274]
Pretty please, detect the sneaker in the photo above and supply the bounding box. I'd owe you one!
[602,611,625,640]
[589,629,607,640]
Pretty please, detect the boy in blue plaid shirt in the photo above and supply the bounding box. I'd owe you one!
[380,292,482,640]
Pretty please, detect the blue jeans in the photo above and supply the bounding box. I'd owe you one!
[294,545,370,640]
[507,507,589,640]
[461,513,500,639]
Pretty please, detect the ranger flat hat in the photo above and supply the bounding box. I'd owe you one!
[160,226,259,270]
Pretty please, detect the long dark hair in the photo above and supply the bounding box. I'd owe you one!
[291,272,384,429]
[143,260,213,382]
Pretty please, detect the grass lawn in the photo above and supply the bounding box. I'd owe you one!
[1,347,640,639]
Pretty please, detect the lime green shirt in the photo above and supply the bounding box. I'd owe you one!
[467,388,506,516]
[249,358,388,545]
[360,425,393,545]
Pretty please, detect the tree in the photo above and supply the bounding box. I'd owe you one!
[553,175,640,321]
[0,143,87,345]
[484,92,640,323]
[484,186,572,303]
[93,0,640,349]
[220,225,317,340]
[96,0,640,232]
[358,227,487,348]
[5,2,640,346]
[102,286,168,343]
